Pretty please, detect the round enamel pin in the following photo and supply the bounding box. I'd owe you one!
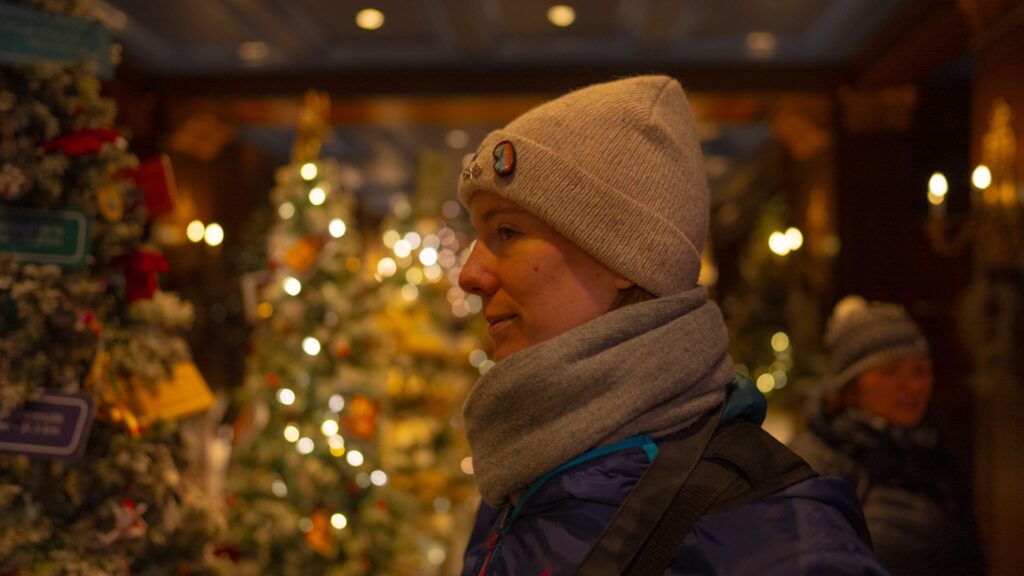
[493,140,516,176]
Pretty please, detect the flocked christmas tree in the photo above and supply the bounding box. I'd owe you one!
[0,1,223,574]
[225,91,480,575]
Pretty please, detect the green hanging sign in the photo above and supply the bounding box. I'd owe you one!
[0,2,114,79]
[0,207,90,267]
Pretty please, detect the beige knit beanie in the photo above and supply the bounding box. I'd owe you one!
[457,75,708,296]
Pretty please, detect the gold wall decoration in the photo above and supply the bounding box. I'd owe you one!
[291,90,331,165]
[974,98,1021,273]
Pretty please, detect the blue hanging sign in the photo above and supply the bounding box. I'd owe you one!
[0,392,95,462]
[0,2,114,79]
[0,207,91,267]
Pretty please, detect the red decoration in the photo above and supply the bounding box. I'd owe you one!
[42,128,119,157]
[342,395,378,440]
[133,155,177,218]
[113,250,169,301]
[80,309,103,335]
[333,341,351,359]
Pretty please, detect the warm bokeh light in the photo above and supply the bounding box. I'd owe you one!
[272,479,288,497]
[469,349,488,368]
[283,276,302,296]
[405,267,424,285]
[186,220,205,243]
[547,4,575,27]
[756,373,776,393]
[746,32,776,56]
[784,227,803,250]
[972,165,992,189]
[328,394,345,412]
[308,186,326,206]
[356,8,384,30]
[328,435,345,457]
[370,470,388,486]
[257,302,273,319]
[768,231,791,256]
[928,172,949,197]
[296,437,314,454]
[277,388,296,406]
[771,332,790,352]
[401,284,419,302]
[460,456,474,475]
[393,239,412,258]
[204,223,224,246]
[377,257,397,278]
[404,232,422,250]
[283,425,300,442]
[346,449,365,467]
[320,419,339,437]
[278,202,296,220]
[427,546,447,565]
[300,162,318,181]
[238,41,268,62]
[419,247,439,266]
[302,336,321,356]
[329,218,347,238]
[331,513,348,530]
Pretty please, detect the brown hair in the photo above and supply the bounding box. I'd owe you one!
[611,284,656,310]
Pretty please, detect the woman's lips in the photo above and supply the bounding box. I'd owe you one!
[486,314,516,337]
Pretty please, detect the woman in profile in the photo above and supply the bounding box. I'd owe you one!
[456,75,885,575]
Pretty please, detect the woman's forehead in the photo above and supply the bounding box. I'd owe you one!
[470,191,529,220]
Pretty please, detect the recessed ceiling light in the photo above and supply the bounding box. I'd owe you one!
[356,8,385,30]
[547,4,576,27]
[238,41,269,62]
[746,32,776,58]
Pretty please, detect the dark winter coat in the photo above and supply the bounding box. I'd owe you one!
[790,409,986,576]
[462,381,887,575]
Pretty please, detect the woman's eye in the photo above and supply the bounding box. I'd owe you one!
[497,226,518,240]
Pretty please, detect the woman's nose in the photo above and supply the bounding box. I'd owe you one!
[458,242,497,296]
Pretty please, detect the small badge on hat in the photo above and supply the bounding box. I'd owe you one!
[461,154,482,182]
[493,141,515,176]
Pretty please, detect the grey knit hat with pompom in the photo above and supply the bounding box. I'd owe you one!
[825,296,930,389]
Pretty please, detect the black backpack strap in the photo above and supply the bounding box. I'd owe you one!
[574,403,725,576]
[703,420,819,513]
[624,421,823,576]
[577,416,843,576]
[625,456,741,576]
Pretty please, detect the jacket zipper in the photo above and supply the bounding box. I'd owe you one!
[478,505,511,576]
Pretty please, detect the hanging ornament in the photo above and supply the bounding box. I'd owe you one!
[304,508,335,556]
[96,183,124,221]
[85,350,143,437]
[112,249,169,301]
[99,498,149,544]
[132,155,177,218]
[342,394,378,440]
[42,128,119,157]
[282,236,323,273]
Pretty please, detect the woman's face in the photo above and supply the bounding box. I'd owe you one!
[459,191,632,361]
[848,354,934,428]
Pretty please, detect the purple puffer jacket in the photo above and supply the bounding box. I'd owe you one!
[462,384,888,576]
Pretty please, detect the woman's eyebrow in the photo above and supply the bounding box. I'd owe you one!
[479,206,525,224]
